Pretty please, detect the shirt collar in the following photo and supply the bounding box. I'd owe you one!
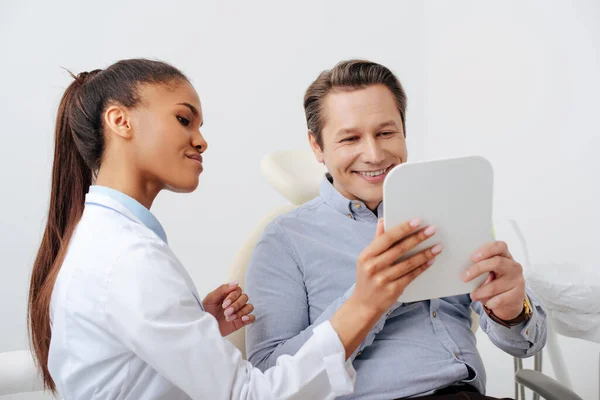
[319,174,384,222]
[88,185,168,243]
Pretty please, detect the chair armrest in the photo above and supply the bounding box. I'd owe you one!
[515,369,583,400]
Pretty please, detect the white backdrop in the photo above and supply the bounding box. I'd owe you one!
[1,1,598,399]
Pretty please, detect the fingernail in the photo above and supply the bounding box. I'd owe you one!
[222,299,232,309]
[228,281,239,287]
[226,315,238,322]
[224,307,234,316]
[473,253,483,261]
[426,258,436,266]
[432,244,443,255]
[424,225,437,236]
[410,217,422,228]
[242,315,250,322]
[463,270,471,281]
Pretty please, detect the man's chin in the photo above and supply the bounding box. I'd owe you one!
[348,189,383,207]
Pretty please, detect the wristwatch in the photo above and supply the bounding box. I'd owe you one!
[484,295,533,328]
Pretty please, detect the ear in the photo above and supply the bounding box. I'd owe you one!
[308,130,324,164]
[103,104,133,140]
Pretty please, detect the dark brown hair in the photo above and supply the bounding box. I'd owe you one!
[28,59,188,391]
[303,59,407,148]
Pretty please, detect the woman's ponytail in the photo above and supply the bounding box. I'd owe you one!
[27,72,97,391]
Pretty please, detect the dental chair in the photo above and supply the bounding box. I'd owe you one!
[227,149,583,400]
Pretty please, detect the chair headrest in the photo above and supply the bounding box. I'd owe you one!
[260,150,327,205]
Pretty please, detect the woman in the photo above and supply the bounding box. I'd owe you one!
[28,59,439,399]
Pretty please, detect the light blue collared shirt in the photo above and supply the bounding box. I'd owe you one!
[88,186,167,243]
[246,175,547,399]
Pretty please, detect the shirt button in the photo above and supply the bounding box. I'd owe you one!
[525,329,530,336]
[454,352,460,359]
[432,311,437,318]
[357,351,362,357]
[354,203,361,209]
[386,311,392,317]
[348,213,353,219]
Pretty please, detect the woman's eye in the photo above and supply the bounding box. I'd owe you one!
[177,116,190,126]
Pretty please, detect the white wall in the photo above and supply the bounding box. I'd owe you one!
[424,1,600,398]
[0,1,598,399]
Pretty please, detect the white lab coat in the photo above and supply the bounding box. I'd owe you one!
[48,191,355,399]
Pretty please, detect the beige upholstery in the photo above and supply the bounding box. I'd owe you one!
[226,204,297,357]
[227,150,535,356]
[260,150,327,206]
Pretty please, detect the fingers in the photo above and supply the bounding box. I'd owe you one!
[374,225,438,269]
[234,303,256,324]
[470,275,509,302]
[375,218,385,238]
[483,272,496,285]
[391,258,434,293]
[382,243,443,283]
[224,293,251,322]
[480,286,523,311]
[472,240,512,263]
[221,287,242,309]
[361,218,423,261]
[470,271,495,301]
[203,281,239,305]
[463,256,523,283]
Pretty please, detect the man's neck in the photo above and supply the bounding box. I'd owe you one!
[330,176,382,215]
[365,201,382,214]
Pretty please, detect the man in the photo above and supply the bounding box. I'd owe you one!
[246,59,546,400]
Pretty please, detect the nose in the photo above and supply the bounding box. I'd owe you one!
[192,130,208,154]
[362,136,385,164]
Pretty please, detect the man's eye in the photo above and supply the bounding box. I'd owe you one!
[379,131,394,136]
[177,116,190,126]
[342,136,358,142]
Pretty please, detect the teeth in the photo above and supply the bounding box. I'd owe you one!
[359,168,386,177]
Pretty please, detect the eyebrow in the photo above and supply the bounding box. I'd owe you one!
[334,128,357,138]
[334,120,400,138]
[177,102,199,117]
[374,120,399,131]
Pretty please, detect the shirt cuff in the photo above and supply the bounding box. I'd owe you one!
[313,321,356,396]
[485,295,542,344]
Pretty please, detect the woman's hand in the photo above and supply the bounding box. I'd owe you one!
[330,217,442,358]
[351,218,441,315]
[202,282,255,336]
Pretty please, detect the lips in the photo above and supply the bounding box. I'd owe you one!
[355,164,394,177]
[186,153,203,163]
[186,153,203,171]
[351,164,395,183]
